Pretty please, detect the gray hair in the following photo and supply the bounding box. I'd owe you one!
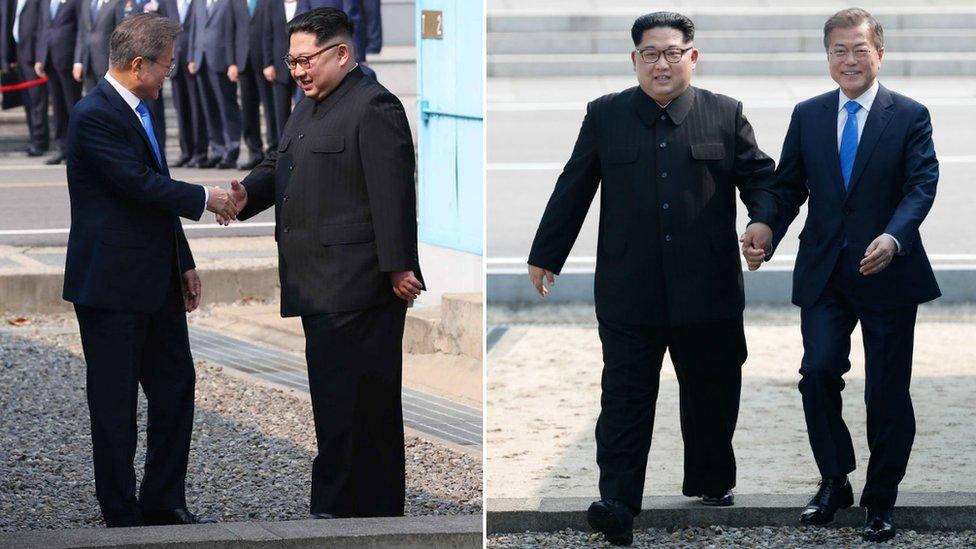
[109,12,181,69]
[823,8,885,50]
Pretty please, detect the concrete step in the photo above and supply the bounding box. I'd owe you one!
[489,51,976,77]
[487,8,976,33]
[404,293,483,361]
[488,28,976,55]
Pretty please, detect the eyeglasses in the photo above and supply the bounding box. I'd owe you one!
[145,57,176,78]
[829,48,875,61]
[635,46,693,64]
[283,43,341,70]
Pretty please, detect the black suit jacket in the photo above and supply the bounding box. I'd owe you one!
[263,0,289,84]
[64,78,206,312]
[74,0,123,77]
[528,86,777,325]
[772,85,941,309]
[0,0,14,65]
[235,0,269,71]
[239,66,423,316]
[36,0,81,70]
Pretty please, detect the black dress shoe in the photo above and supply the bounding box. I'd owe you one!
[587,499,633,546]
[26,146,47,157]
[170,156,191,168]
[800,477,854,525]
[238,157,263,170]
[701,489,734,507]
[862,508,896,542]
[143,508,217,526]
[44,153,64,165]
[216,160,236,169]
[309,512,338,519]
[196,157,219,169]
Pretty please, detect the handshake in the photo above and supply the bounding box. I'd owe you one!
[205,180,248,226]
[740,222,773,271]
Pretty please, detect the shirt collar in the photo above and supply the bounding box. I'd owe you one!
[103,72,142,114]
[838,79,879,114]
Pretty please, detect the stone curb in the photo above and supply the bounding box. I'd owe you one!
[487,493,976,534]
[0,515,483,549]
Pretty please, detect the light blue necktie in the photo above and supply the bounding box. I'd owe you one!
[839,100,861,190]
[178,0,189,23]
[50,0,59,20]
[135,101,164,168]
[13,0,27,42]
[247,0,256,17]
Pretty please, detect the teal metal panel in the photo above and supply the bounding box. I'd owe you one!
[416,0,484,255]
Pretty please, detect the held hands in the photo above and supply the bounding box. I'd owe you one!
[528,264,555,298]
[215,180,248,225]
[740,222,773,271]
[860,234,897,276]
[182,268,202,312]
[390,271,423,302]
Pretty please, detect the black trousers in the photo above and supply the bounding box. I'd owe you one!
[596,315,745,514]
[301,299,407,518]
[239,58,276,158]
[44,61,81,151]
[171,70,208,163]
[74,278,196,527]
[799,248,918,510]
[196,59,241,162]
[16,59,49,150]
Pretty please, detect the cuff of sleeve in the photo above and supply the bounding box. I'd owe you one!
[202,185,209,212]
[883,233,903,255]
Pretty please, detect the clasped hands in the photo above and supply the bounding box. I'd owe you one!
[206,180,248,225]
[741,224,897,276]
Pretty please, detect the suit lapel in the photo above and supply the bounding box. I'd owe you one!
[97,79,164,173]
[818,90,846,198]
[206,0,219,24]
[845,85,894,200]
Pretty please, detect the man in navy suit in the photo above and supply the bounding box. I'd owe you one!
[0,0,50,156]
[64,12,237,527]
[34,0,82,164]
[158,0,208,166]
[753,8,940,543]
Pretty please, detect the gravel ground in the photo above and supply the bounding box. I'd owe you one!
[0,315,482,532]
[488,526,976,548]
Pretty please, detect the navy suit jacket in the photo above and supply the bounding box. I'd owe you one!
[36,0,81,70]
[64,78,206,312]
[772,84,941,310]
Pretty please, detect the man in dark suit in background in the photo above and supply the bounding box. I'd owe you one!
[34,0,81,164]
[755,9,940,543]
[227,8,423,519]
[236,0,275,169]
[64,12,237,528]
[1,0,49,156]
[527,12,778,546]
[159,0,207,166]
[263,0,295,138]
[361,0,379,56]
[187,0,243,168]
[73,0,122,91]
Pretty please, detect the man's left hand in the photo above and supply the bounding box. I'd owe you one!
[390,270,422,302]
[860,234,897,276]
[182,268,202,312]
[740,222,772,271]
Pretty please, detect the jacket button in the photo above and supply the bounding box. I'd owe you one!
[660,171,668,178]
[659,141,667,148]
[665,234,672,242]
[660,114,667,121]
[283,195,289,202]
[298,134,304,139]
[289,165,294,171]
[662,203,669,210]
[283,226,290,233]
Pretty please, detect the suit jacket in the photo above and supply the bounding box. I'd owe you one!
[158,0,194,76]
[63,78,206,312]
[263,0,288,83]
[361,0,379,54]
[235,0,269,71]
[73,0,122,77]
[528,86,777,325]
[188,0,242,71]
[1,0,15,65]
[36,0,80,70]
[238,65,423,316]
[772,84,941,310]
[12,0,41,64]
[295,0,364,63]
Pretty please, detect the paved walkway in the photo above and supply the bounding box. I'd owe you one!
[486,308,976,503]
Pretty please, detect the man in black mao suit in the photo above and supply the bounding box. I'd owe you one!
[527,12,778,546]
[159,0,207,166]
[64,13,236,527]
[228,8,424,518]
[1,0,50,155]
[235,0,276,169]
[35,0,82,164]
[755,9,941,543]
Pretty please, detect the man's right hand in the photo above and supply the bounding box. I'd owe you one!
[215,180,248,225]
[262,65,276,82]
[206,186,237,223]
[187,61,197,75]
[34,62,45,78]
[72,63,82,82]
[528,264,555,298]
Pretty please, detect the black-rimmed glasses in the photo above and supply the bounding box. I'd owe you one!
[283,43,341,70]
[635,46,693,64]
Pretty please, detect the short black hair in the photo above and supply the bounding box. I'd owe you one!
[286,7,354,45]
[631,11,695,46]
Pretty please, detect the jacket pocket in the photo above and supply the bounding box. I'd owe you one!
[311,135,345,154]
[603,147,638,164]
[691,142,725,161]
[319,222,374,245]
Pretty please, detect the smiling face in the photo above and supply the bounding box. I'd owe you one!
[827,21,884,99]
[631,26,697,105]
[289,31,352,102]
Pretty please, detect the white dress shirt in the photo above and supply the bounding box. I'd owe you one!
[104,72,209,209]
[835,79,900,253]
[284,0,296,22]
